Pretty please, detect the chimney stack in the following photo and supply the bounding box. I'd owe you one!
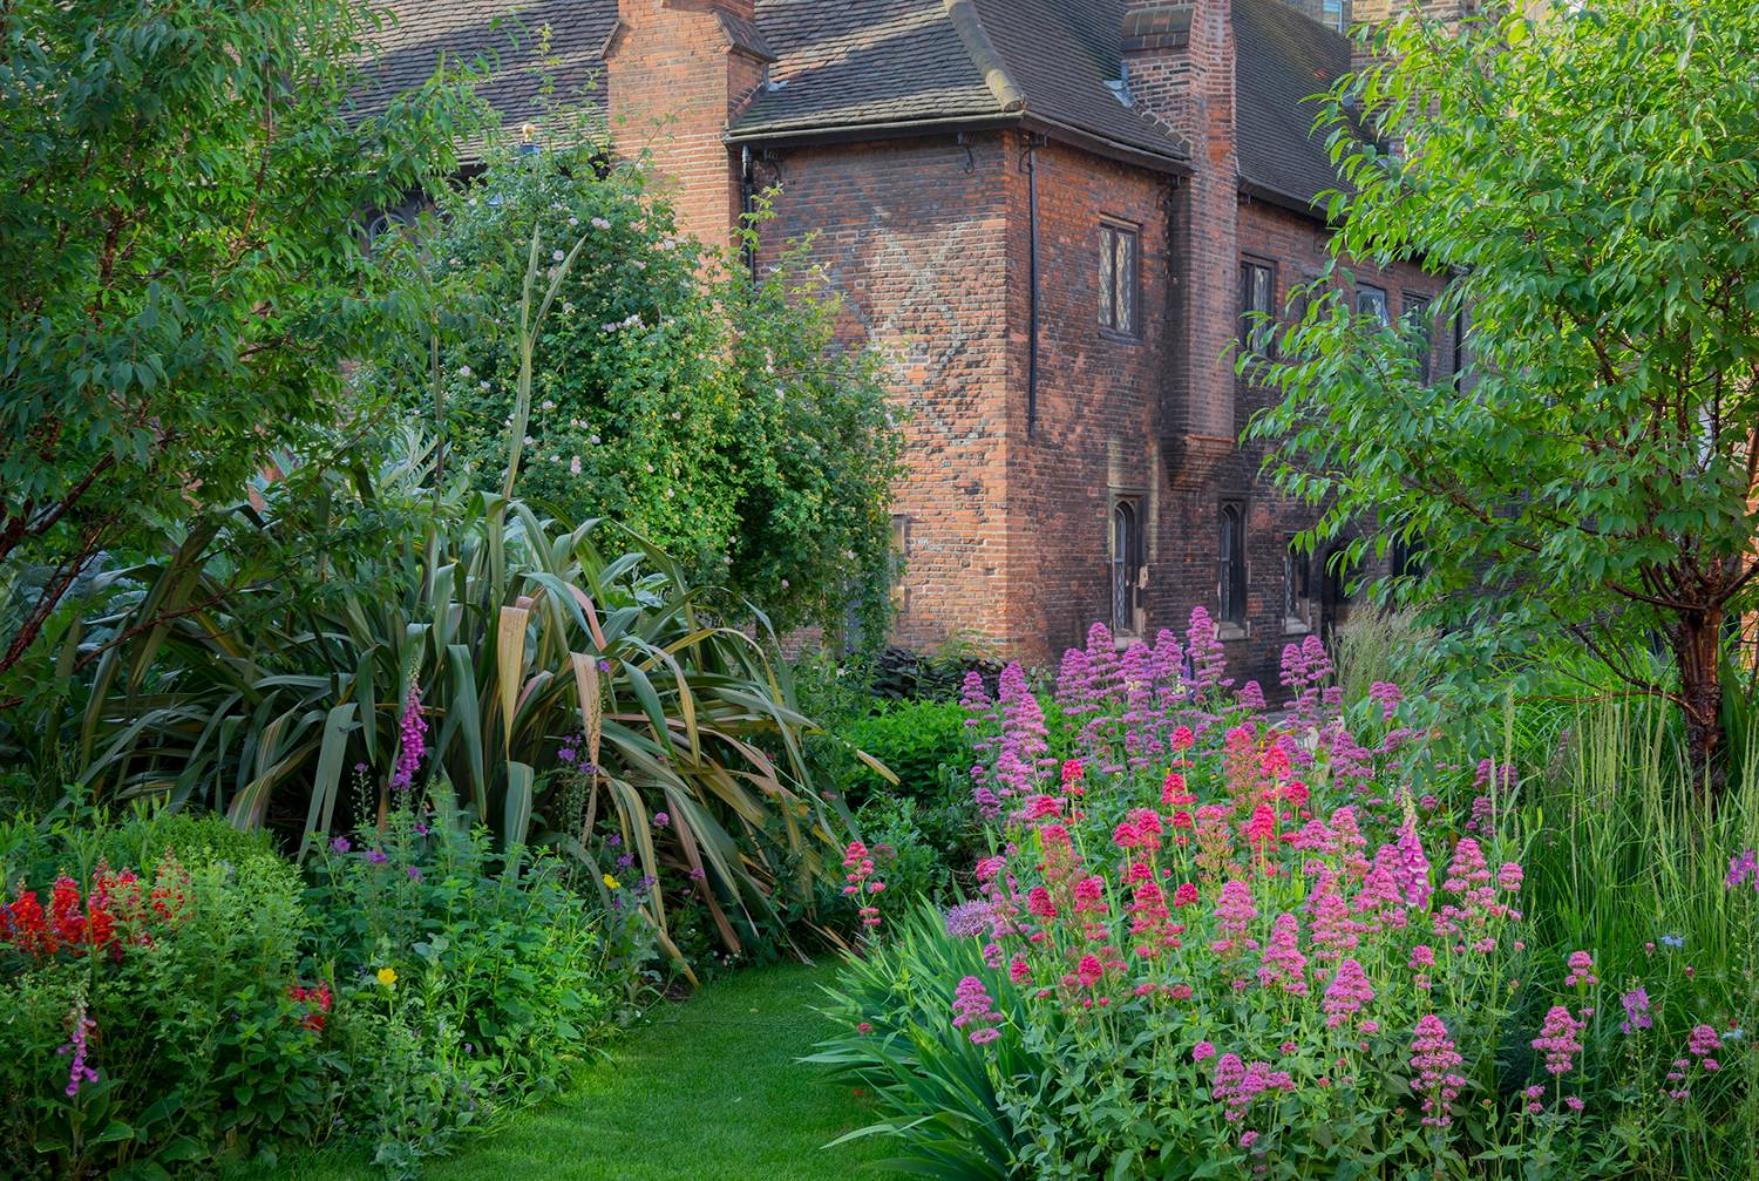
[604,0,774,254]
[1122,0,1240,474]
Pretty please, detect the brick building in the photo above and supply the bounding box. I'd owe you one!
[370,0,1459,682]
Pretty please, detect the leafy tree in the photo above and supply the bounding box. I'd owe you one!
[1249,0,1759,785]
[0,0,485,686]
[375,143,902,640]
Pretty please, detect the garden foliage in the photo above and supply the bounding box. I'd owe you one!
[0,804,638,1179]
[373,143,903,640]
[816,613,1759,1179]
[1246,0,1759,773]
[0,0,484,680]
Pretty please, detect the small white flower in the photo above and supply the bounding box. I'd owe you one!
[664,488,674,499]
[588,434,601,445]
[480,381,491,392]
[552,249,565,262]
[671,411,681,420]
[780,578,790,589]
[457,365,472,378]
[631,260,646,271]
[569,456,582,475]
[591,217,611,231]
[523,435,535,446]
[541,399,556,411]
[450,256,463,266]
[568,217,580,227]
[644,463,654,473]
[562,302,574,314]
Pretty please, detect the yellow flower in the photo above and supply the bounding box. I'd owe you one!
[376,967,398,988]
[602,873,620,890]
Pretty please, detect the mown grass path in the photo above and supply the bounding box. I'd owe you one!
[276,961,888,1181]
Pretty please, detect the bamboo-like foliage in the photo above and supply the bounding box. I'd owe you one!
[64,451,858,960]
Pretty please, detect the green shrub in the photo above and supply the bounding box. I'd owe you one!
[370,140,902,639]
[0,820,328,1178]
[304,791,630,1174]
[837,700,969,806]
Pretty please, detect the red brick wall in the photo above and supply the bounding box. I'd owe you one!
[1000,135,1171,662]
[606,0,768,254]
[752,135,1016,655]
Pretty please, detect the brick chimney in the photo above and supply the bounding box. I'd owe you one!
[1121,0,1239,479]
[604,0,774,254]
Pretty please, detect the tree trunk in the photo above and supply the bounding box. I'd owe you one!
[1673,608,1724,799]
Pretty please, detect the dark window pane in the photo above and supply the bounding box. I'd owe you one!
[1357,284,1390,326]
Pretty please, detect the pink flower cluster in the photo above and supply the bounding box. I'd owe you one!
[842,840,886,929]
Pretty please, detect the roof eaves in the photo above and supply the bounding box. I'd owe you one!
[1022,112,1190,176]
[1238,176,1333,223]
[726,110,1023,148]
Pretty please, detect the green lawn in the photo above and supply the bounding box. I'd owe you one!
[271,961,891,1180]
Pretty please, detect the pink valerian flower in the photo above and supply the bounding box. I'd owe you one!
[1308,872,1360,960]
[1186,606,1230,695]
[1170,725,1196,752]
[1193,805,1237,880]
[1352,860,1406,933]
[1410,1014,1466,1128]
[1368,681,1403,721]
[1161,770,1195,808]
[1328,806,1371,879]
[1009,957,1032,985]
[1060,758,1086,796]
[1322,959,1375,1028]
[1074,953,1105,989]
[951,975,1003,1045]
[1532,1006,1585,1076]
[1242,803,1279,852]
[1212,879,1257,944]
[1688,1023,1722,1068]
[1239,680,1266,710]
[1193,1040,1217,1062]
[1442,838,1491,894]
[1026,885,1059,921]
[1210,1054,1296,1123]
[1497,861,1524,894]
[1620,986,1653,1035]
[1128,879,1175,957]
[58,995,99,1098]
[1054,648,1096,717]
[1256,912,1309,995]
[1073,875,1108,915]
[1564,950,1598,988]
[842,841,886,929]
[390,684,429,793]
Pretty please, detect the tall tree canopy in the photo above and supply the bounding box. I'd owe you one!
[1250,0,1759,781]
[0,0,484,681]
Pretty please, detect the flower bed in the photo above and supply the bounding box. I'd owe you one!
[815,613,1757,1179]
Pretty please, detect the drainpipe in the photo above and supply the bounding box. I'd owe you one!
[1024,138,1042,437]
[739,146,759,284]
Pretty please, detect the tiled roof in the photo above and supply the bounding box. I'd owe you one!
[728,0,1005,139]
[353,0,616,150]
[360,0,1355,201]
[730,0,1191,168]
[1232,0,1353,210]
